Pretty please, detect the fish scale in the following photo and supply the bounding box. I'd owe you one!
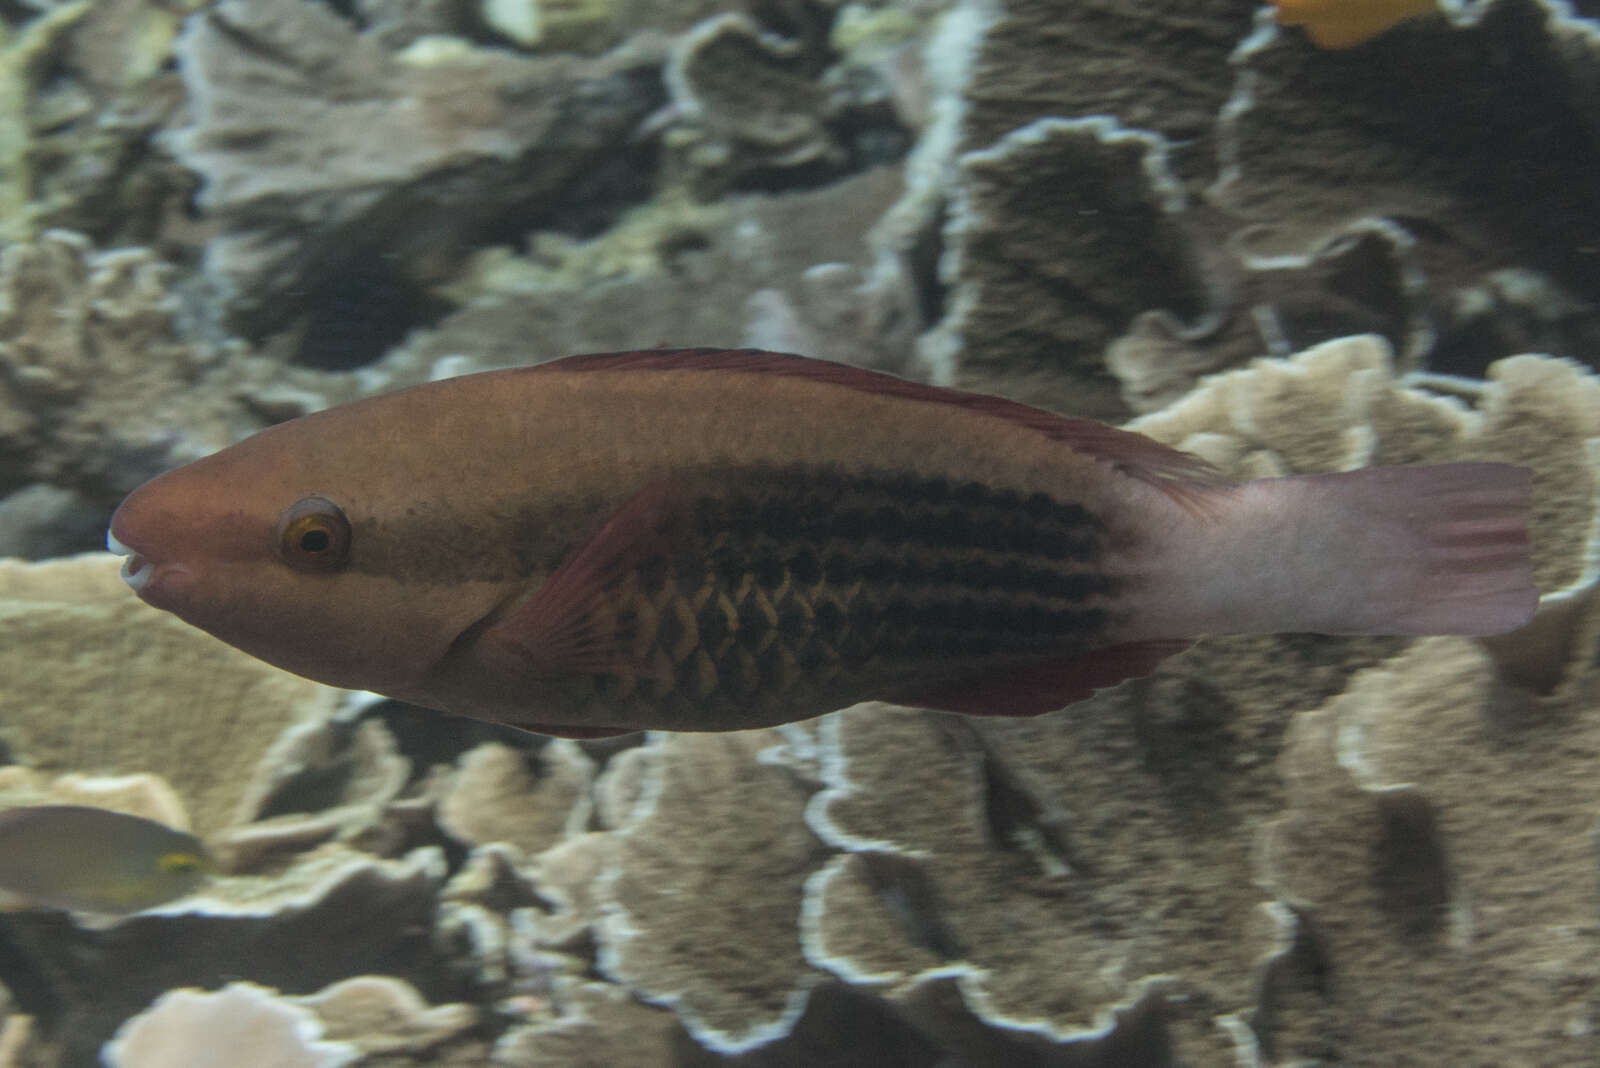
[589,466,1122,725]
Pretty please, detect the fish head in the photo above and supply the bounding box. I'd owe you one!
[107,413,509,696]
[94,835,212,914]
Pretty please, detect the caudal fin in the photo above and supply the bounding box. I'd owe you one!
[1146,462,1539,639]
[1276,463,1537,636]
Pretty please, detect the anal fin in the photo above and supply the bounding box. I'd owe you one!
[888,640,1192,717]
[516,722,641,740]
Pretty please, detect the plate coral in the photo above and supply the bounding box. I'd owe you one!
[0,0,1597,1065]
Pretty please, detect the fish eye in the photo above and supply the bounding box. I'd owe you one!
[276,496,352,572]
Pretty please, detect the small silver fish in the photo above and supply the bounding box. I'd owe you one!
[0,805,210,915]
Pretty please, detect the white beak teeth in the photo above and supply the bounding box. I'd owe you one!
[106,529,153,592]
[120,554,153,592]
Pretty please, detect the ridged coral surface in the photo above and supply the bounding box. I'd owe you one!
[0,0,1597,1065]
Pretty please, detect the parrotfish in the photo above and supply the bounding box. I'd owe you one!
[108,349,1536,738]
[0,805,210,914]
[1270,0,1440,49]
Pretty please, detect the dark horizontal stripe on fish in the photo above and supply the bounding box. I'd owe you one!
[689,467,1107,564]
[351,465,1109,587]
[696,541,1115,602]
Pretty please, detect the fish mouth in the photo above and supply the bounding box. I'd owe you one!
[106,528,156,593]
[104,527,172,601]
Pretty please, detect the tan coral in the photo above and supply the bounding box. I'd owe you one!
[290,975,479,1058]
[590,739,659,830]
[163,0,667,338]
[0,555,344,836]
[1209,0,1600,370]
[0,1009,38,1068]
[103,973,481,1067]
[594,731,824,1054]
[171,842,445,919]
[56,0,182,97]
[0,843,448,1064]
[0,232,241,495]
[393,167,912,396]
[209,716,412,872]
[957,0,1249,157]
[436,741,593,857]
[0,768,192,833]
[663,14,839,195]
[929,115,1219,419]
[436,844,570,994]
[101,982,358,1068]
[0,3,96,243]
[10,844,448,1060]
[802,703,1274,1064]
[939,0,1600,405]
[519,833,618,952]
[1473,355,1600,593]
[1257,632,1600,1064]
[491,978,680,1066]
[480,0,618,54]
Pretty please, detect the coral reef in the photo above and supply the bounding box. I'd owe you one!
[4,340,1593,1065]
[594,731,825,1053]
[1,0,1598,1062]
[292,975,479,1059]
[391,165,916,380]
[0,230,364,558]
[928,115,1218,417]
[19,0,192,246]
[0,555,344,835]
[1212,0,1600,375]
[102,982,360,1068]
[436,741,594,856]
[164,0,668,349]
[663,13,839,194]
[0,233,228,507]
[103,975,480,1066]
[1257,635,1600,1064]
[14,846,449,1065]
[928,0,1600,417]
[490,978,681,1066]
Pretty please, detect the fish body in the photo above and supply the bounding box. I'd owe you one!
[1271,0,1440,49]
[0,805,210,914]
[107,349,1537,737]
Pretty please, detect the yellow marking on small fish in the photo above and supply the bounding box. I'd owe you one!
[159,852,206,875]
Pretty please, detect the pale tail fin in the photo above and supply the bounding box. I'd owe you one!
[1328,463,1537,635]
[1144,463,1539,638]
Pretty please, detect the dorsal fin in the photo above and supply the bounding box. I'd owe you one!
[523,349,1225,499]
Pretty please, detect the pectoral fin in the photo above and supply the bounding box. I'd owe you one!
[483,479,691,680]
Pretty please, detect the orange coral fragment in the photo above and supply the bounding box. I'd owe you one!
[1271,0,1440,49]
